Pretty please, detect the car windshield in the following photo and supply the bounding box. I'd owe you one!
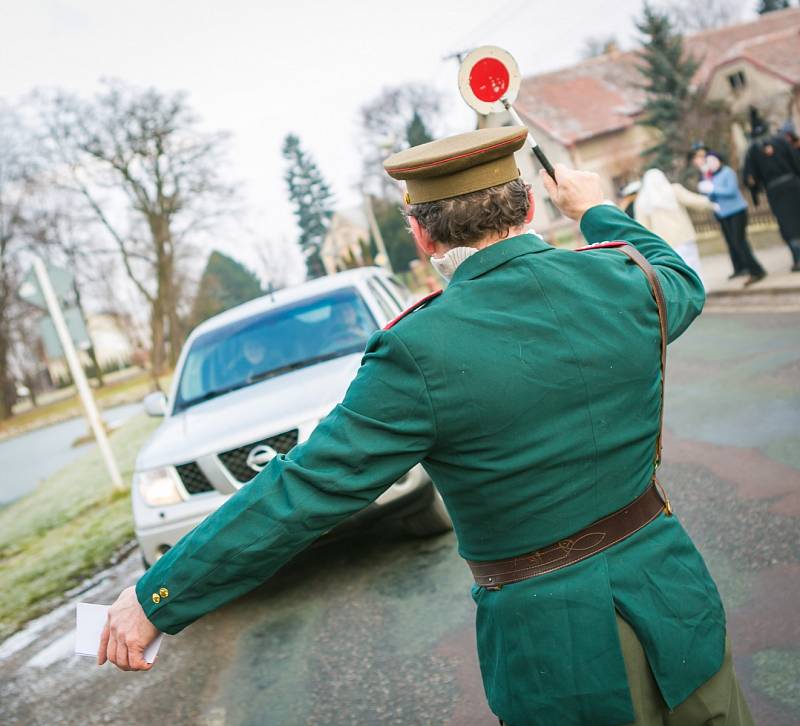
[174,287,377,412]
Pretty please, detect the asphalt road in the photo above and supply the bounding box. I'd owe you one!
[0,402,142,505]
[1,311,798,725]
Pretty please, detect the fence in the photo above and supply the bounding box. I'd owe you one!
[690,200,777,238]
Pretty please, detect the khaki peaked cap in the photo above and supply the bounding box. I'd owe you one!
[383,126,528,204]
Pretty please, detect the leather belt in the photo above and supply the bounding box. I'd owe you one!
[467,481,668,589]
[466,242,672,591]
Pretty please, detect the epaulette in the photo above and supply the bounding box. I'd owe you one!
[574,240,628,252]
[384,290,442,330]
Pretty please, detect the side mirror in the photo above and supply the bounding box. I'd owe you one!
[143,391,168,417]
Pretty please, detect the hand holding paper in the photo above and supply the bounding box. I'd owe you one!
[89,586,162,670]
[76,602,162,666]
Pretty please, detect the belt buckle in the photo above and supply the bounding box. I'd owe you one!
[654,478,673,516]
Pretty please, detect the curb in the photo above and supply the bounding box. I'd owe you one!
[706,285,800,299]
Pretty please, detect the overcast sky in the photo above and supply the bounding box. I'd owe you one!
[0,0,743,277]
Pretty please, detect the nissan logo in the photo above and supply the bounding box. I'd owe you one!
[246,444,278,472]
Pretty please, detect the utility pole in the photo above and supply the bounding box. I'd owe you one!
[363,195,393,273]
[32,257,124,492]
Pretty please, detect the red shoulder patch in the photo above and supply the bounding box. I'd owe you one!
[384,290,443,330]
[575,240,629,252]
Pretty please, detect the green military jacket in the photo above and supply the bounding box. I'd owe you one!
[137,205,725,726]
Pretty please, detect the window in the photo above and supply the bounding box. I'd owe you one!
[386,276,413,307]
[375,275,413,309]
[366,278,398,321]
[727,71,746,91]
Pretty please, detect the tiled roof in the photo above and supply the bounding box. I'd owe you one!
[515,51,645,145]
[685,8,800,84]
[515,7,800,146]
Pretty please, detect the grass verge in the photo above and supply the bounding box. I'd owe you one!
[0,413,160,640]
[0,369,171,441]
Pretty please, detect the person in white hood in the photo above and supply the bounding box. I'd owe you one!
[634,168,713,285]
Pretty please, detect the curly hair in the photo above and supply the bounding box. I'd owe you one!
[407,178,531,248]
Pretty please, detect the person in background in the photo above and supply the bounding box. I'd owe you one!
[744,128,800,272]
[779,120,800,166]
[634,168,712,285]
[696,151,767,284]
[690,145,744,278]
[619,179,641,219]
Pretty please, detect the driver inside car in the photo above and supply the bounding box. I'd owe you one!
[321,302,371,353]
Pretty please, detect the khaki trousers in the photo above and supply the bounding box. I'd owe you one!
[499,614,754,726]
[617,614,754,726]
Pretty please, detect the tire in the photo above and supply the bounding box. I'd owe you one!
[402,487,453,537]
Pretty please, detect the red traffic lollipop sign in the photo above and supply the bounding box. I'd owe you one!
[458,46,521,115]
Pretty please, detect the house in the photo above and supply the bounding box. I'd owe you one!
[320,206,372,274]
[45,312,136,384]
[478,7,800,236]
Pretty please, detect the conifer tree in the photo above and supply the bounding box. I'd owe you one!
[190,251,263,326]
[281,134,334,279]
[635,3,700,174]
[405,110,433,148]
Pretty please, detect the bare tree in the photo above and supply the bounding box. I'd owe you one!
[667,0,745,32]
[358,84,442,197]
[34,80,233,375]
[0,104,36,418]
[255,236,306,292]
[7,306,45,407]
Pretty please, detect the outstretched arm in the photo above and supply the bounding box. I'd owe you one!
[99,329,436,669]
[673,182,715,209]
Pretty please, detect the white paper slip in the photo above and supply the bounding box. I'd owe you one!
[75,603,163,664]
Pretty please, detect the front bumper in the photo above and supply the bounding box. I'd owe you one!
[134,464,432,566]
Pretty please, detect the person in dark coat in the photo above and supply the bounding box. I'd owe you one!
[779,120,800,164]
[744,133,800,272]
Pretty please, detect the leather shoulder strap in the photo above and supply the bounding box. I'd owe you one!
[577,242,668,471]
[383,289,442,330]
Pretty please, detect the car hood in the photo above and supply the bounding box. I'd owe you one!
[136,353,363,470]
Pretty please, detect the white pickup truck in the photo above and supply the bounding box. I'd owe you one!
[133,267,451,567]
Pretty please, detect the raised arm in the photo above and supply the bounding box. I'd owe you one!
[541,165,705,342]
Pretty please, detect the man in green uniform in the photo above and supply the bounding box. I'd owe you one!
[100,127,752,726]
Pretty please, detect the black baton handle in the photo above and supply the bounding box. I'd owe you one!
[532,145,556,181]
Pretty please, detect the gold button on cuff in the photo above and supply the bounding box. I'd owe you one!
[152,593,161,604]
[159,587,169,598]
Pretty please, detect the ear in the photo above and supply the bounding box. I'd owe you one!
[408,215,437,257]
[524,186,535,225]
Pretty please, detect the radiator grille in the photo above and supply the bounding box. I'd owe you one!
[219,429,299,483]
[175,461,215,495]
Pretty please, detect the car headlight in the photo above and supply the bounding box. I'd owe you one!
[135,467,185,506]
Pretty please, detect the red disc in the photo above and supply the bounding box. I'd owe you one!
[469,57,510,102]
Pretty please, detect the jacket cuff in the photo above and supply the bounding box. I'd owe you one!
[135,566,183,635]
[579,203,626,243]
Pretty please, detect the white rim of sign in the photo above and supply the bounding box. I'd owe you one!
[458,46,521,115]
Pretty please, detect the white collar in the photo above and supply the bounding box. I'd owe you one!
[429,246,479,281]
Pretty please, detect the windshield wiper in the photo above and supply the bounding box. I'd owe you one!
[178,348,363,411]
[179,380,254,408]
[246,349,359,385]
